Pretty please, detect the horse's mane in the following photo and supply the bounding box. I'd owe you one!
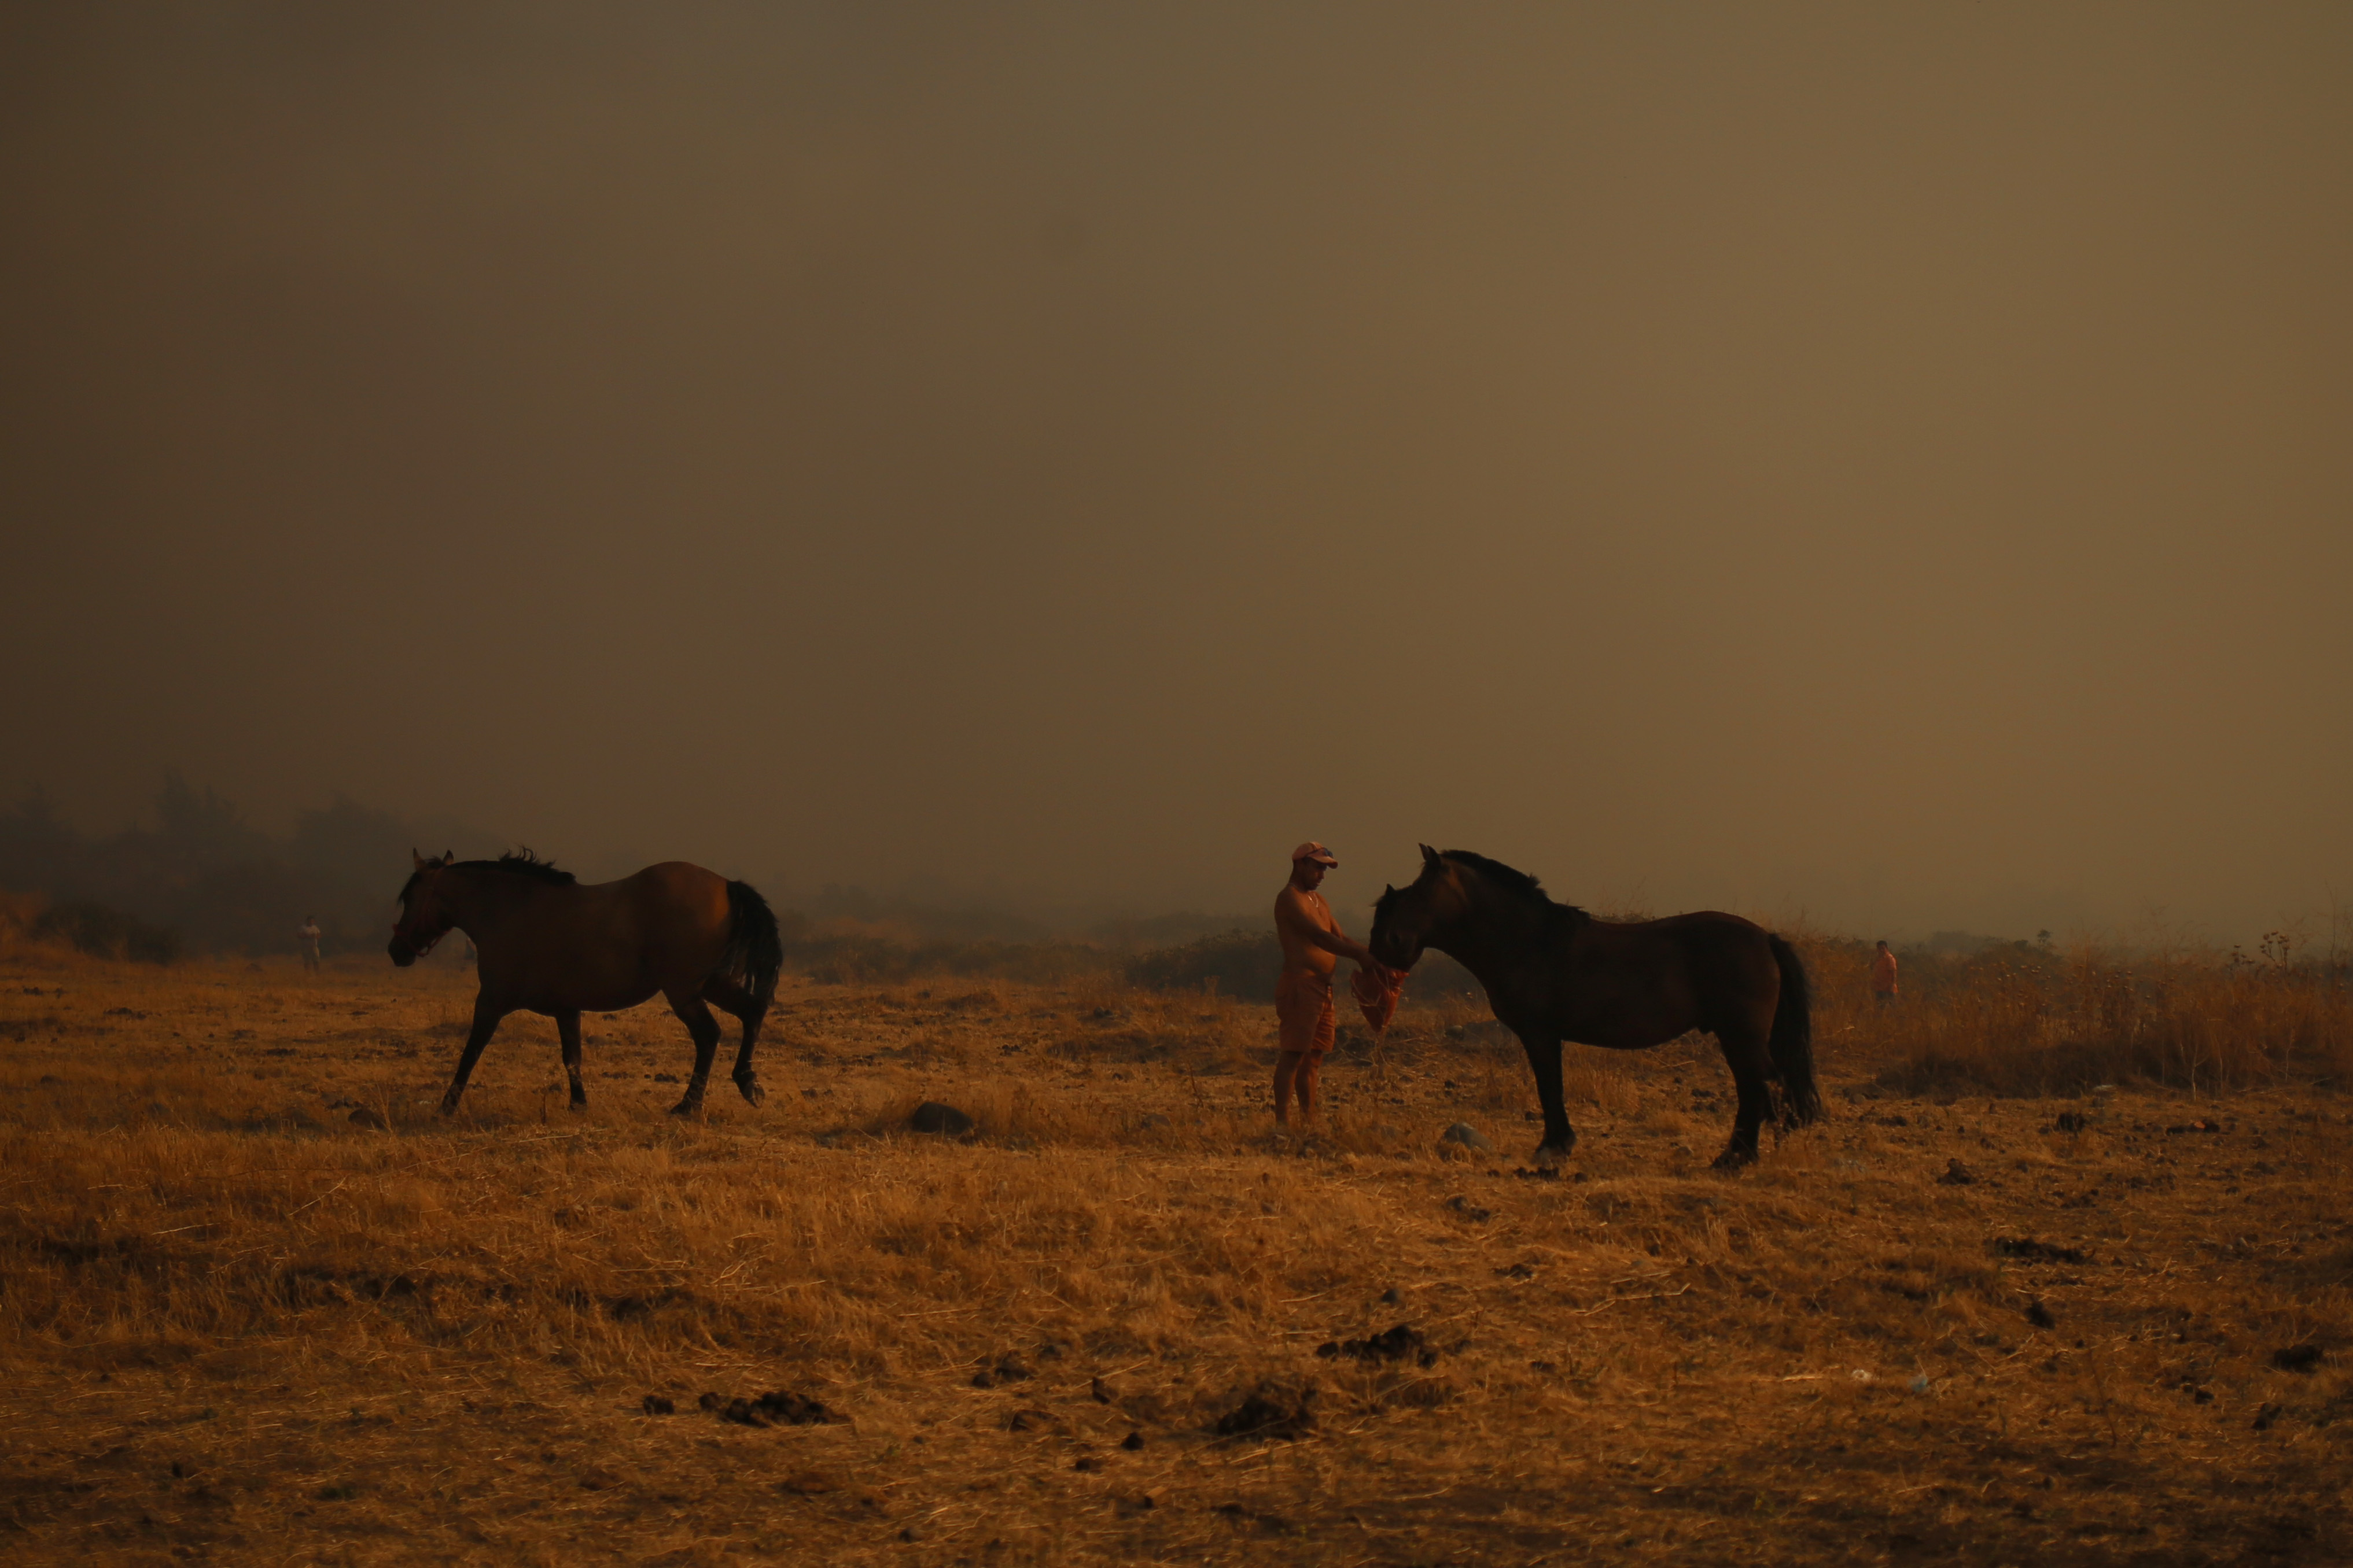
[400,848,576,901]
[461,850,577,885]
[1439,850,1589,925]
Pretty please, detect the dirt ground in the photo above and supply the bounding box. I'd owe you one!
[2,955,2348,1566]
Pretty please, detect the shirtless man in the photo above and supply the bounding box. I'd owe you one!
[1272,842,1379,1127]
[1870,940,1899,1006]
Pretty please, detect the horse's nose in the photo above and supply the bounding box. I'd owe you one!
[387,938,415,967]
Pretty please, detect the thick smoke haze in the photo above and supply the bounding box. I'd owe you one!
[3,3,2348,942]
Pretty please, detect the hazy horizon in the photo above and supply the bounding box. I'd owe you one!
[5,4,2349,950]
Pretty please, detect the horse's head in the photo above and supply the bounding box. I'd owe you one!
[1369,844,1460,971]
[388,849,457,966]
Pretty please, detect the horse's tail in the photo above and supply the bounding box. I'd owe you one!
[722,880,783,1005]
[1766,934,1822,1124]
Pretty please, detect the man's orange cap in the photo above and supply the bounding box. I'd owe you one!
[1291,842,1338,866]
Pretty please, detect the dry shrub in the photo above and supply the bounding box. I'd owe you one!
[1792,933,2353,1095]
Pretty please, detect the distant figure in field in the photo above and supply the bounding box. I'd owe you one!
[299,914,322,971]
[1272,842,1380,1128]
[1871,940,1899,1006]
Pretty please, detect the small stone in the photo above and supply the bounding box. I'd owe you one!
[1121,1430,1144,1451]
[1214,1383,1314,1441]
[2025,1300,2055,1330]
[1937,1159,1975,1185]
[1440,1121,1492,1152]
[2272,1344,2324,1373]
[1318,1324,1431,1364]
[750,1390,837,1425]
[348,1106,388,1130]
[640,1394,675,1416]
[909,1101,974,1136]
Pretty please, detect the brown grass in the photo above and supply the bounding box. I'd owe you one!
[1788,930,2353,1098]
[1,947,2349,1564]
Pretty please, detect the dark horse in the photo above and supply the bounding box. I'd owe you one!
[1370,847,1820,1168]
[389,851,783,1117]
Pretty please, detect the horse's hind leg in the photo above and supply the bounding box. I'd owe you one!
[1712,1027,1775,1169]
[439,996,509,1115]
[1517,1031,1577,1161]
[555,1010,588,1112]
[702,975,769,1108]
[664,988,724,1117]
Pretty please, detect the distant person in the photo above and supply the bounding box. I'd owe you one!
[299,914,322,971]
[1272,842,1382,1129]
[1871,940,1898,1006]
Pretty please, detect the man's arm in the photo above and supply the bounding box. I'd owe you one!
[1276,891,1375,964]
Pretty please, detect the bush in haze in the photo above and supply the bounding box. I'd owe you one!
[1124,930,1285,1000]
[28,900,181,964]
[0,776,495,958]
[772,911,1121,987]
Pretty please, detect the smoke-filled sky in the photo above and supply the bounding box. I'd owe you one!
[3,3,2348,941]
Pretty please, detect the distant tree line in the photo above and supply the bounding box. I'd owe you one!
[0,776,490,959]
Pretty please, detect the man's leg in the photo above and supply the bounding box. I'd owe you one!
[1294,1050,1324,1120]
[1293,991,1334,1123]
[1274,1050,1304,1125]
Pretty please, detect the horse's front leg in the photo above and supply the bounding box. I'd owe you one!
[440,995,508,1115]
[555,1010,588,1112]
[1517,1031,1577,1161]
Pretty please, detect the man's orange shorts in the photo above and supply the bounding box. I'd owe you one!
[1275,972,1336,1056]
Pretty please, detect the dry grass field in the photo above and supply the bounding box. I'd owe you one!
[2,941,2350,1566]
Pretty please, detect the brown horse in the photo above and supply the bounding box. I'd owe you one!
[1369,847,1820,1168]
[389,851,783,1117]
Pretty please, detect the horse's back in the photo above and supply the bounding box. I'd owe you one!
[1564,910,1778,1040]
[617,861,731,913]
[1635,910,1778,979]
[504,864,734,1008]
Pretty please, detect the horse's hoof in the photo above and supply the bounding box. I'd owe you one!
[734,1075,765,1108]
[1710,1146,1758,1171]
[568,1100,588,1115]
[668,1098,704,1119]
[437,1097,461,1117]
[1534,1140,1575,1163]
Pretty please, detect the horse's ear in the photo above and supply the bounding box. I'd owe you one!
[412,848,427,870]
[1419,843,1440,866]
[1383,883,1396,899]
[441,849,454,866]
